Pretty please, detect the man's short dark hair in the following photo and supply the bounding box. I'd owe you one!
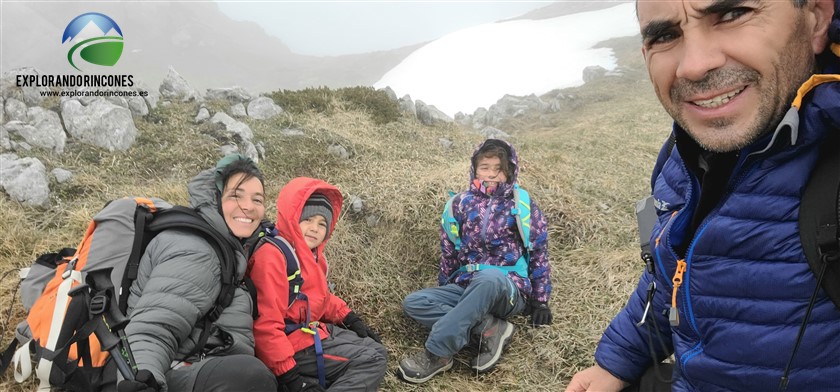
[794,0,808,8]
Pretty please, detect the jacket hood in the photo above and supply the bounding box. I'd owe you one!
[469,138,519,197]
[188,168,243,251]
[275,177,343,255]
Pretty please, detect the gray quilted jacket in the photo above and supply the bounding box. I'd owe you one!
[124,168,255,390]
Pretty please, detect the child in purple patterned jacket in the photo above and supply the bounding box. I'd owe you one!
[399,138,552,383]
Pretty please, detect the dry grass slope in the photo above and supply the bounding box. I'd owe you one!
[0,36,674,391]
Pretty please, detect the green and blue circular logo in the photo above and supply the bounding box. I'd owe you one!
[62,12,124,72]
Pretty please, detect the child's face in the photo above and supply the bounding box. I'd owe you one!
[299,215,328,249]
[475,156,507,185]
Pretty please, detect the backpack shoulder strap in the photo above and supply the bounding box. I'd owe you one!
[651,132,677,192]
[145,206,237,317]
[512,185,532,252]
[799,131,840,309]
[146,205,240,361]
[441,192,461,251]
[258,236,303,307]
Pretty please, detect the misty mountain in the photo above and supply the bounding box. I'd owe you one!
[507,0,633,21]
[1,1,416,93]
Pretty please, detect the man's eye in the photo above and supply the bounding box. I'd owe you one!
[720,8,751,23]
[646,32,677,47]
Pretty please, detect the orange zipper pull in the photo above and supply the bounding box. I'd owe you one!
[669,259,686,326]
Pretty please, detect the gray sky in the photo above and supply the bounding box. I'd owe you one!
[216,1,551,56]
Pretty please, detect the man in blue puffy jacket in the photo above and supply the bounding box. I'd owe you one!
[567,1,840,391]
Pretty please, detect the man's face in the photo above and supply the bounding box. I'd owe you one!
[637,0,823,152]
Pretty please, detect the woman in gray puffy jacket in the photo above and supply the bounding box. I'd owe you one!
[120,155,277,392]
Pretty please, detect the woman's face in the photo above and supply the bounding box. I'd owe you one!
[221,173,265,239]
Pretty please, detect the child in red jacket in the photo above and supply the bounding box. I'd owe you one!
[248,177,387,392]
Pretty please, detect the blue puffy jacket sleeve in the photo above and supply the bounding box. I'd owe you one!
[594,270,673,382]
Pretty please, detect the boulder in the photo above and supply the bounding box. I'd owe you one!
[159,66,200,102]
[61,98,137,151]
[126,96,149,117]
[1,67,48,105]
[5,98,27,122]
[205,86,252,104]
[247,97,283,120]
[0,153,50,208]
[582,65,608,83]
[380,86,398,102]
[194,107,210,123]
[415,100,453,126]
[230,103,247,117]
[24,107,67,153]
[398,94,416,117]
[51,168,73,183]
[210,112,253,140]
[327,144,349,160]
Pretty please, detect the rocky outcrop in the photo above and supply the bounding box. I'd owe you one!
[159,66,201,102]
[247,97,284,120]
[399,94,416,117]
[0,67,48,106]
[582,65,608,83]
[61,98,137,151]
[415,100,453,126]
[0,153,50,208]
[205,86,252,104]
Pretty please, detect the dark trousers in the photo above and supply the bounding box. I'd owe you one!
[294,324,388,392]
[190,355,277,392]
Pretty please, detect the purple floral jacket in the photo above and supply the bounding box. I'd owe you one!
[438,139,552,303]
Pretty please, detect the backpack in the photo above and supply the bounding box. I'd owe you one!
[253,233,304,307]
[0,197,239,392]
[799,129,840,309]
[441,184,532,280]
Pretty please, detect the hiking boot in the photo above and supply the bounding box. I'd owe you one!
[470,317,515,373]
[398,349,453,384]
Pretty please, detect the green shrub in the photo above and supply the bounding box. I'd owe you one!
[268,86,400,125]
[337,86,401,125]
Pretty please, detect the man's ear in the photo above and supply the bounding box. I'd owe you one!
[809,0,835,54]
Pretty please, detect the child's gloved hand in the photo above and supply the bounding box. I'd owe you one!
[529,301,553,326]
[277,366,325,392]
[341,311,382,343]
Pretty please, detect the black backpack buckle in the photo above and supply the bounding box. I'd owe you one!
[89,293,108,316]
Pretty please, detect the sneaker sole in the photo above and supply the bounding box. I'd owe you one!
[398,360,454,384]
[471,322,515,373]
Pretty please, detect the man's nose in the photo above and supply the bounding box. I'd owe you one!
[675,30,726,81]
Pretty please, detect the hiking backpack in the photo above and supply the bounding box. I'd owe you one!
[799,130,840,309]
[1,197,239,392]
[441,184,532,280]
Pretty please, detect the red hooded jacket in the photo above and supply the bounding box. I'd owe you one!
[247,177,351,375]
